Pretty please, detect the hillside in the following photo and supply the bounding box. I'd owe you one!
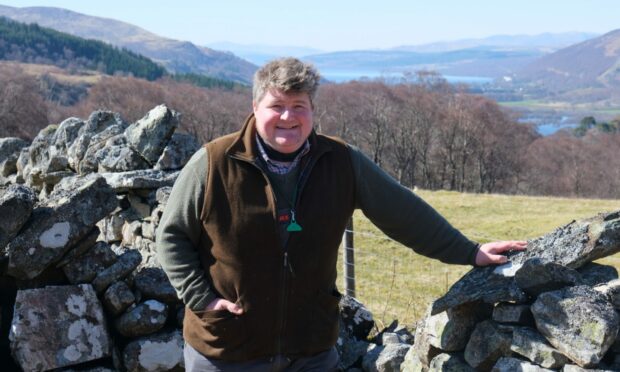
[513,29,620,101]
[0,17,166,80]
[0,5,257,83]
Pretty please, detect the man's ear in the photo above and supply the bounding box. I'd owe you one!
[252,101,257,113]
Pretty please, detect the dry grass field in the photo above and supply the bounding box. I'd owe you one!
[338,190,620,329]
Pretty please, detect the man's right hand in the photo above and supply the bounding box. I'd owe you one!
[205,298,244,315]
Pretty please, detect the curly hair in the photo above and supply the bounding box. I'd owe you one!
[252,57,321,105]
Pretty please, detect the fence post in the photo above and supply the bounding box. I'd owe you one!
[343,217,355,297]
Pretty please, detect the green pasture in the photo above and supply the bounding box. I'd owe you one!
[338,190,620,329]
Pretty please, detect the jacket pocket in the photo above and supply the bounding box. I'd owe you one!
[196,309,249,349]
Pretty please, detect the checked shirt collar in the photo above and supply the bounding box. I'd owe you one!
[255,134,310,175]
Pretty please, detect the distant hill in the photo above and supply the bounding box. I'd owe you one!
[0,5,257,83]
[394,32,598,53]
[0,17,166,80]
[513,29,620,101]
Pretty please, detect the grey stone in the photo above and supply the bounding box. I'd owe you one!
[155,186,171,205]
[515,258,583,296]
[336,336,369,370]
[92,249,142,292]
[100,169,180,192]
[133,267,178,304]
[531,285,619,367]
[578,262,619,287]
[382,332,402,345]
[410,318,441,368]
[492,357,554,371]
[122,330,184,372]
[0,137,29,177]
[154,132,200,171]
[79,128,127,174]
[492,303,534,325]
[26,124,57,173]
[57,224,99,265]
[433,211,620,314]
[97,212,127,243]
[9,284,111,371]
[0,184,37,249]
[463,320,512,371]
[125,105,180,165]
[424,301,492,352]
[339,294,375,340]
[97,144,150,173]
[80,110,125,137]
[6,174,118,279]
[362,343,410,372]
[122,220,143,247]
[133,236,158,269]
[103,281,135,316]
[67,132,92,172]
[52,117,84,152]
[594,278,620,309]
[115,299,168,338]
[142,220,156,240]
[128,193,151,218]
[400,346,426,372]
[510,327,570,369]
[62,241,118,284]
[428,353,475,371]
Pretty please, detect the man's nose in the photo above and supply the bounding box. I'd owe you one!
[280,108,293,121]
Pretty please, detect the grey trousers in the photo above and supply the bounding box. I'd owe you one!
[183,342,339,372]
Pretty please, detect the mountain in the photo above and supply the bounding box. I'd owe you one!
[0,5,257,83]
[393,32,598,53]
[206,42,323,66]
[0,17,166,80]
[301,32,599,80]
[513,29,620,100]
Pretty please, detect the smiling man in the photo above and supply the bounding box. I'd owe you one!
[156,57,525,371]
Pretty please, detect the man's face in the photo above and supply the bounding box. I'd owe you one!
[253,90,313,154]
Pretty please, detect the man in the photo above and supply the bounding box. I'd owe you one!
[156,57,525,371]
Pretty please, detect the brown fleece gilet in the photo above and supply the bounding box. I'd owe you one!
[183,116,356,361]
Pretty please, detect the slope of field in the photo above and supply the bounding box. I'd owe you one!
[344,189,620,329]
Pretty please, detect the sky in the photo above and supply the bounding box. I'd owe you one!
[1,0,619,51]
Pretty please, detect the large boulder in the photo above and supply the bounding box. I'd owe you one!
[9,284,111,371]
[125,105,179,165]
[6,174,118,279]
[531,285,620,367]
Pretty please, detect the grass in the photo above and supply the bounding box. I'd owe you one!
[338,190,620,329]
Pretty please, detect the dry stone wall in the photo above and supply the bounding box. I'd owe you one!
[2,105,620,371]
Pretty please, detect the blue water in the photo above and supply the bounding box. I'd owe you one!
[321,70,493,85]
[536,123,578,136]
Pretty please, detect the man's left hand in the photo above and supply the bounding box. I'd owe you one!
[475,241,527,266]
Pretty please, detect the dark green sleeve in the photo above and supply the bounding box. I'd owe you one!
[156,147,218,311]
[349,145,479,265]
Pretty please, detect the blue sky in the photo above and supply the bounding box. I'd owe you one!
[1,0,619,51]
